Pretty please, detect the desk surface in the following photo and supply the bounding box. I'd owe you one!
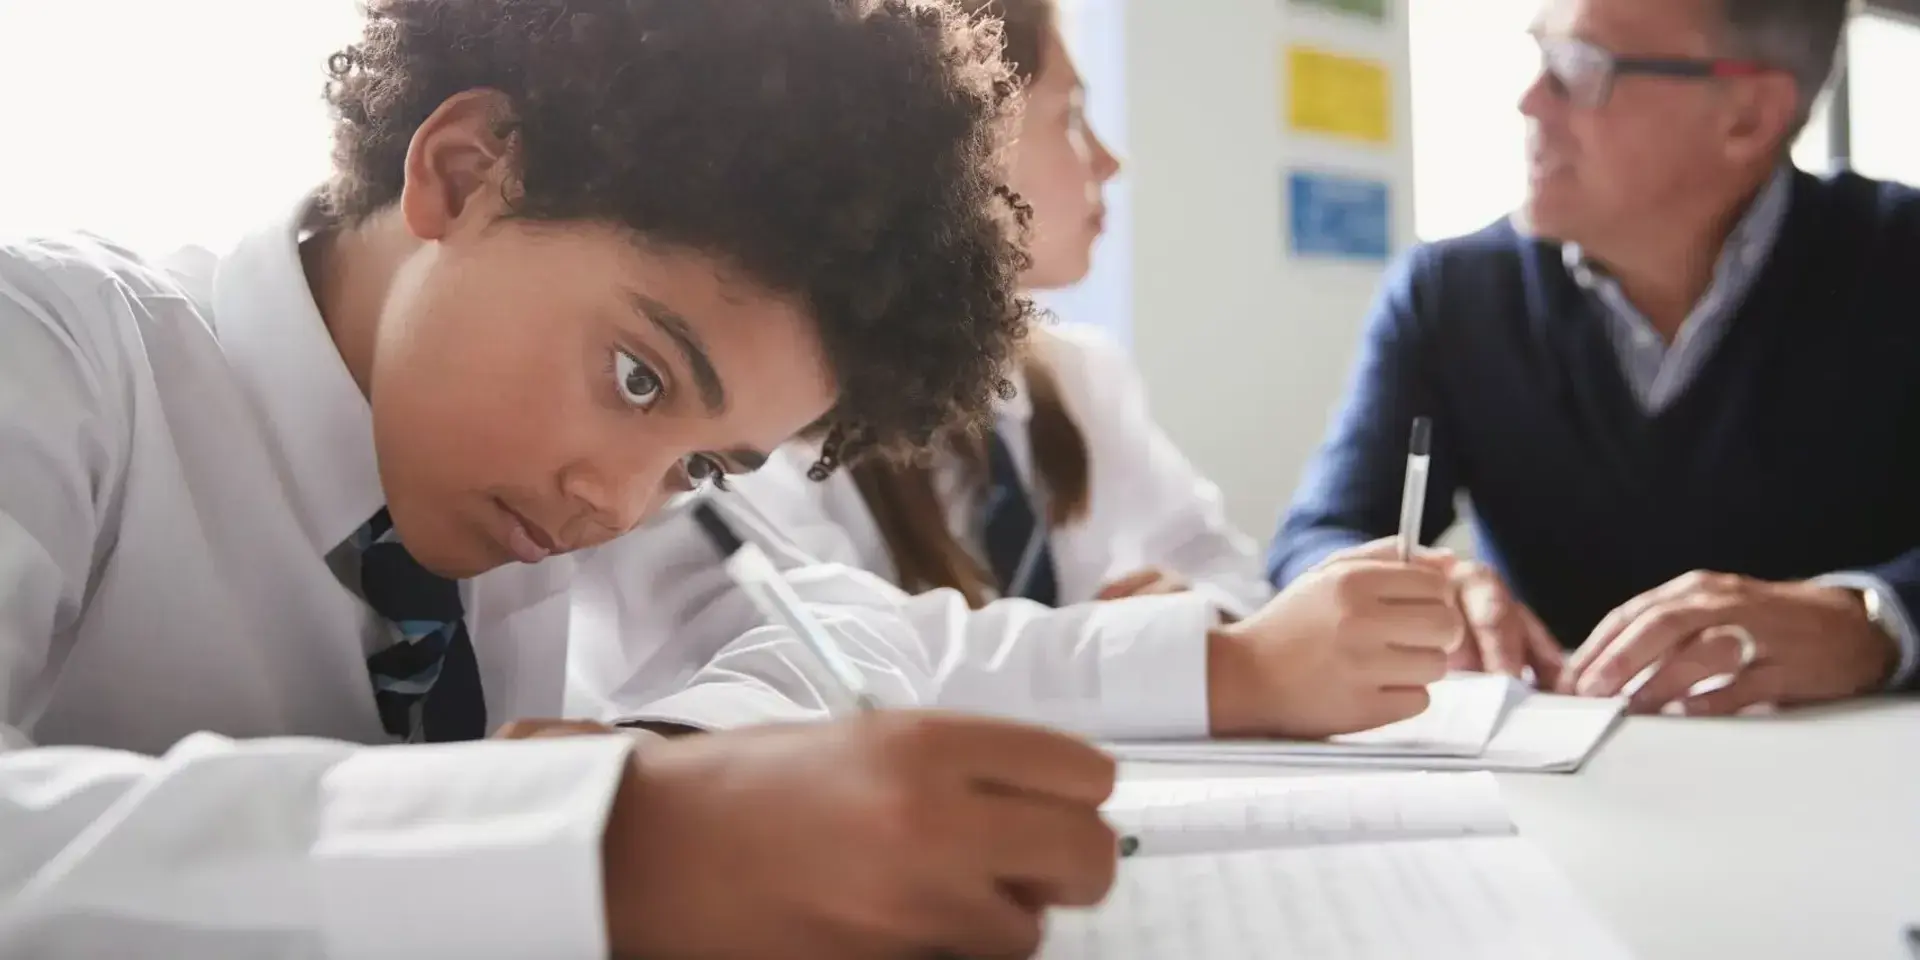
[1126,698,1920,960]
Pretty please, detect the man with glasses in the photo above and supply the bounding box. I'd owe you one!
[1272,0,1920,715]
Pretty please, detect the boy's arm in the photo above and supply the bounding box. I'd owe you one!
[577,488,1223,741]
[0,251,629,959]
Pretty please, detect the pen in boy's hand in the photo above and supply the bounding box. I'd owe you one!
[691,500,878,715]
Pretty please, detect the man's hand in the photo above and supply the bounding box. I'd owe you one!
[1448,561,1566,688]
[1207,539,1461,739]
[601,713,1119,960]
[1096,567,1192,601]
[1559,571,1899,715]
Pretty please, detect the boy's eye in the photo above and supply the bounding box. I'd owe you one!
[613,350,664,410]
[682,453,730,492]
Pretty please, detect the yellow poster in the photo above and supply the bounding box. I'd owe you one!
[1285,45,1392,145]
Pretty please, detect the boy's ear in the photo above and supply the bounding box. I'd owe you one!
[398,89,519,242]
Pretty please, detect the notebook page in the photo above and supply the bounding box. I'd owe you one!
[1105,772,1515,857]
[1108,673,1515,761]
[1041,835,1636,960]
[1327,673,1516,753]
[1128,694,1624,774]
[1367,694,1625,773]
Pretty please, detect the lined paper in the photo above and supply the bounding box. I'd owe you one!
[1119,694,1625,774]
[1042,836,1636,960]
[1108,674,1516,762]
[1105,772,1514,858]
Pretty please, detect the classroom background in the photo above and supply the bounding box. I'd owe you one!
[2,0,1918,537]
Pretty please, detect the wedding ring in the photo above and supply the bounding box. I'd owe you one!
[1703,624,1760,670]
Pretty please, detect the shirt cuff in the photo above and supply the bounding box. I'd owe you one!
[1187,582,1257,623]
[1083,592,1215,740]
[316,734,633,960]
[1810,572,1919,690]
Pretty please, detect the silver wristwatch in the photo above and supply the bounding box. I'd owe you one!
[1862,585,1893,639]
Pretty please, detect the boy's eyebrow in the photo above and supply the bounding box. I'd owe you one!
[629,291,726,414]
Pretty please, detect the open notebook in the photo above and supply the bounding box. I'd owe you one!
[1042,773,1635,959]
[1108,675,1625,774]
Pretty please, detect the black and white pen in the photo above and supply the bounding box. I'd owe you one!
[690,500,879,715]
[1397,417,1433,563]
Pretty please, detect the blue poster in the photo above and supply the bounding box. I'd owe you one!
[1288,170,1391,261]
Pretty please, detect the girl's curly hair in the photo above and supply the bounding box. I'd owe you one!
[321,0,1035,465]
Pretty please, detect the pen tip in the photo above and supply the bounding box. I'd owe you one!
[1409,417,1432,456]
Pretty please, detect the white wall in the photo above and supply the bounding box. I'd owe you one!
[1120,0,1416,538]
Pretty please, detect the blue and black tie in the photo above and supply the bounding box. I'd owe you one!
[353,508,487,742]
[982,429,1059,606]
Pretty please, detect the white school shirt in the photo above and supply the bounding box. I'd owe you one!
[571,325,1272,738]
[0,203,1226,956]
[0,208,900,958]
[737,324,1273,614]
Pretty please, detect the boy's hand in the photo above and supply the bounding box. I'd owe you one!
[601,713,1120,960]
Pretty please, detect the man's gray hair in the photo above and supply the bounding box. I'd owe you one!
[1715,0,1853,132]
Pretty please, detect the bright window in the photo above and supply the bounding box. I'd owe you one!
[1846,11,1920,184]
[1408,0,1539,242]
[0,1,361,254]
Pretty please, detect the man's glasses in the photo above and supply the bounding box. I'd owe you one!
[1533,34,1773,108]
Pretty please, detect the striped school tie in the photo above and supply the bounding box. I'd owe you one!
[352,508,487,742]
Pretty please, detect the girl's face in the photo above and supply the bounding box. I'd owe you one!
[1008,26,1121,291]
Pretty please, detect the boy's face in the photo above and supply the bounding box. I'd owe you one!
[369,210,837,579]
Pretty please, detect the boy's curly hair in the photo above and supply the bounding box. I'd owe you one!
[321,0,1034,465]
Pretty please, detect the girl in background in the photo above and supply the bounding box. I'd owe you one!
[580,0,1455,751]
[740,0,1272,618]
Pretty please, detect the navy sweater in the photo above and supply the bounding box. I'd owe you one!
[1271,171,1920,683]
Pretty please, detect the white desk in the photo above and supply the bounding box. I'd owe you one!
[1125,698,1920,960]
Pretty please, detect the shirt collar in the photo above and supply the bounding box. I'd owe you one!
[1560,165,1794,289]
[212,194,386,556]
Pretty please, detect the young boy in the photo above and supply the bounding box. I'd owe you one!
[0,1,1117,957]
